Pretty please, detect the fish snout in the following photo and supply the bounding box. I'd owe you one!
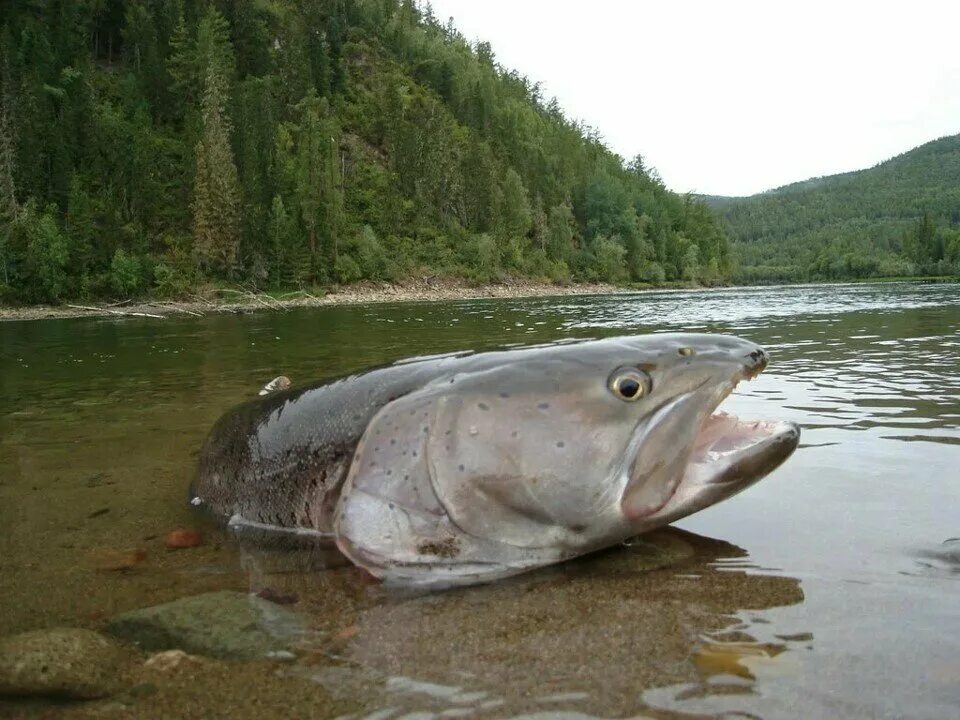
[666,335,769,380]
[743,347,768,379]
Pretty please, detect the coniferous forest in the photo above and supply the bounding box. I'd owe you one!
[708,135,960,284]
[0,0,732,304]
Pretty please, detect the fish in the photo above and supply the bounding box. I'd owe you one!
[191,334,800,587]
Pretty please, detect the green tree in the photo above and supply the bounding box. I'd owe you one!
[546,202,576,264]
[287,91,342,280]
[493,168,532,267]
[17,202,69,303]
[192,59,241,275]
[0,88,19,288]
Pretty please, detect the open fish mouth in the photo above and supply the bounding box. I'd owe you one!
[685,400,799,488]
[624,353,800,523]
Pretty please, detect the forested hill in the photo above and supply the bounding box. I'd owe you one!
[709,135,960,282]
[0,1,730,304]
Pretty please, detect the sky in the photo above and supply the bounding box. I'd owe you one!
[426,0,960,197]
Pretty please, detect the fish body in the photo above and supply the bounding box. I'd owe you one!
[192,334,799,586]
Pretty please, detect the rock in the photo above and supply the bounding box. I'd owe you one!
[0,628,132,699]
[255,587,298,605]
[105,591,304,661]
[90,548,147,572]
[163,529,203,549]
[142,649,200,672]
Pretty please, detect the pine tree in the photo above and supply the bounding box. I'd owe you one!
[0,86,19,286]
[290,91,342,280]
[192,59,241,276]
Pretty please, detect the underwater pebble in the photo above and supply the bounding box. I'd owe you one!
[255,588,299,605]
[164,529,204,549]
[105,591,303,661]
[0,628,133,699]
[142,649,199,672]
[91,549,147,572]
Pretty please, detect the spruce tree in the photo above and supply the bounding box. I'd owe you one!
[192,59,241,276]
[0,89,18,286]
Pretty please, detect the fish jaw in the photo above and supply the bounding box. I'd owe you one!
[621,349,800,527]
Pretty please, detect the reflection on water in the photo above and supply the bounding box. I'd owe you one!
[237,528,805,718]
[1,281,958,719]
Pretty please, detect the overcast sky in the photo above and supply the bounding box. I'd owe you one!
[426,0,960,197]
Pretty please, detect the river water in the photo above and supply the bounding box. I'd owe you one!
[1,282,958,719]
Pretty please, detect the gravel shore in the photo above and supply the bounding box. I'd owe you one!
[0,278,646,321]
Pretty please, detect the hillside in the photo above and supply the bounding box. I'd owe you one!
[710,135,960,282]
[0,1,729,305]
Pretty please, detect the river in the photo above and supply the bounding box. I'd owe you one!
[1,282,957,719]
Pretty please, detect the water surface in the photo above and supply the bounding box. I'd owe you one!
[1,282,958,719]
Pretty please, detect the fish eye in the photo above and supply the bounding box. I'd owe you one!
[608,368,652,402]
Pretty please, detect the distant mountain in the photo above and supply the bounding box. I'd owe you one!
[707,135,960,281]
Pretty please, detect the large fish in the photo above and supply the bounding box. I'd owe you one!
[192,334,799,587]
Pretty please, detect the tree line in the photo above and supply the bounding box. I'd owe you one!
[0,0,731,304]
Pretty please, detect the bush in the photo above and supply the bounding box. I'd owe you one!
[462,233,499,282]
[154,262,193,297]
[333,253,362,283]
[351,225,391,280]
[592,236,627,282]
[18,203,69,303]
[110,248,142,296]
[641,261,666,284]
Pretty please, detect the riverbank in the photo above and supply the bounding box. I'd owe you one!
[0,278,650,322]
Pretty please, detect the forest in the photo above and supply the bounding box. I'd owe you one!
[710,135,960,283]
[0,0,732,304]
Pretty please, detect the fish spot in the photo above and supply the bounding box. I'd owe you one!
[410,410,416,416]
[458,464,465,472]
[538,402,550,410]
[556,441,565,448]
[499,392,510,399]
[390,439,396,445]
[445,429,452,436]
[403,474,409,480]
[386,469,393,476]
[369,461,376,468]
[412,450,418,457]
[388,502,395,510]
[477,402,490,411]
[511,430,518,438]
[423,426,429,433]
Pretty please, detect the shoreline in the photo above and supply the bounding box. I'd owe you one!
[0,279,644,322]
[1,275,954,322]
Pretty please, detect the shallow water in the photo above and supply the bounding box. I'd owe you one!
[1,282,958,719]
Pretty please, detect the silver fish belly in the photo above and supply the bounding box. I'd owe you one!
[192,334,800,587]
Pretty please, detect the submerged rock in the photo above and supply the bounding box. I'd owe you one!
[163,528,204,549]
[0,628,132,699]
[105,590,304,661]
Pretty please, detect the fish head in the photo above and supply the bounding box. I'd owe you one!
[334,333,800,585]
[422,333,799,548]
